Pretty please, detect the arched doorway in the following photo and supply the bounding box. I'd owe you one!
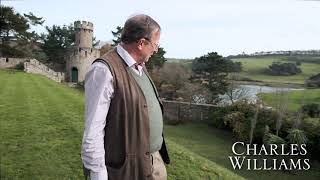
[71,67,78,82]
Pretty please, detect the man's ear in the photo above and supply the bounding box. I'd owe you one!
[137,39,145,50]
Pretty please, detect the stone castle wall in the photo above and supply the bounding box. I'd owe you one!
[162,100,219,123]
[24,59,65,83]
[0,57,28,69]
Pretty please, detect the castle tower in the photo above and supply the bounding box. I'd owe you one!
[66,21,100,83]
[75,20,93,49]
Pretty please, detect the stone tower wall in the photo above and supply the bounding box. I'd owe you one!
[74,21,93,48]
[67,20,100,82]
[66,48,100,82]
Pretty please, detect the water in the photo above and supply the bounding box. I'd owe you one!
[219,84,304,105]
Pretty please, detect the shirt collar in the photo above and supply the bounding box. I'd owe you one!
[116,44,138,67]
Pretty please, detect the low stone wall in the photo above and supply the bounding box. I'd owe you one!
[0,57,27,69]
[24,59,65,83]
[162,100,219,123]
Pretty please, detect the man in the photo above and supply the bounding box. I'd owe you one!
[81,14,170,180]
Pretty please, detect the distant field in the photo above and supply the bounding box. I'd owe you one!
[231,56,320,85]
[259,88,320,112]
[169,56,320,86]
[166,58,193,69]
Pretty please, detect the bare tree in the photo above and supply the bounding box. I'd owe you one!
[274,88,289,136]
[157,62,214,104]
[250,88,262,144]
[293,84,306,129]
[99,43,112,55]
[157,63,191,100]
[225,73,249,104]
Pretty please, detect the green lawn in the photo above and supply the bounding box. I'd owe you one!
[0,69,85,179]
[0,69,242,179]
[259,89,320,111]
[165,123,320,180]
[166,139,244,180]
[231,57,320,86]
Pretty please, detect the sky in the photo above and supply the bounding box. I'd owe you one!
[2,0,320,58]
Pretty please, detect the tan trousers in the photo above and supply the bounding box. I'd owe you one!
[151,151,167,180]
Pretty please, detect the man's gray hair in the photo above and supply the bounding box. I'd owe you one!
[121,14,161,44]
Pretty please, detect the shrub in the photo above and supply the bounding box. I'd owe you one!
[253,108,278,142]
[265,62,302,76]
[228,100,255,117]
[214,101,278,143]
[14,62,25,70]
[300,118,320,160]
[231,61,242,72]
[286,128,308,145]
[263,133,287,155]
[223,111,248,141]
[210,101,320,160]
[210,101,254,141]
[210,107,230,129]
[263,133,286,146]
[301,103,320,118]
[306,73,320,87]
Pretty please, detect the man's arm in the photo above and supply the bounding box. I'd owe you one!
[81,62,114,180]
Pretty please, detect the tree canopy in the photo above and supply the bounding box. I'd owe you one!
[266,62,302,76]
[0,5,44,57]
[111,26,122,46]
[40,24,75,66]
[192,52,241,102]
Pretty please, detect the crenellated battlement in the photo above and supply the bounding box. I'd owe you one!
[74,20,93,31]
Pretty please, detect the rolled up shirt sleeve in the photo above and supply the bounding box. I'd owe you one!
[81,62,114,178]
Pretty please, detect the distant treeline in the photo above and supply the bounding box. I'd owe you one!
[228,54,320,64]
[286,56,320,64]
[228,50,320,59]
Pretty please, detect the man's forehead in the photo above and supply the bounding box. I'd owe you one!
[151,30,161,40]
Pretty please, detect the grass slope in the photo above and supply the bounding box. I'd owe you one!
[0,69,242,179]
[165,123,320,180]
[166,140,244,180]
[0,69,84,179]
